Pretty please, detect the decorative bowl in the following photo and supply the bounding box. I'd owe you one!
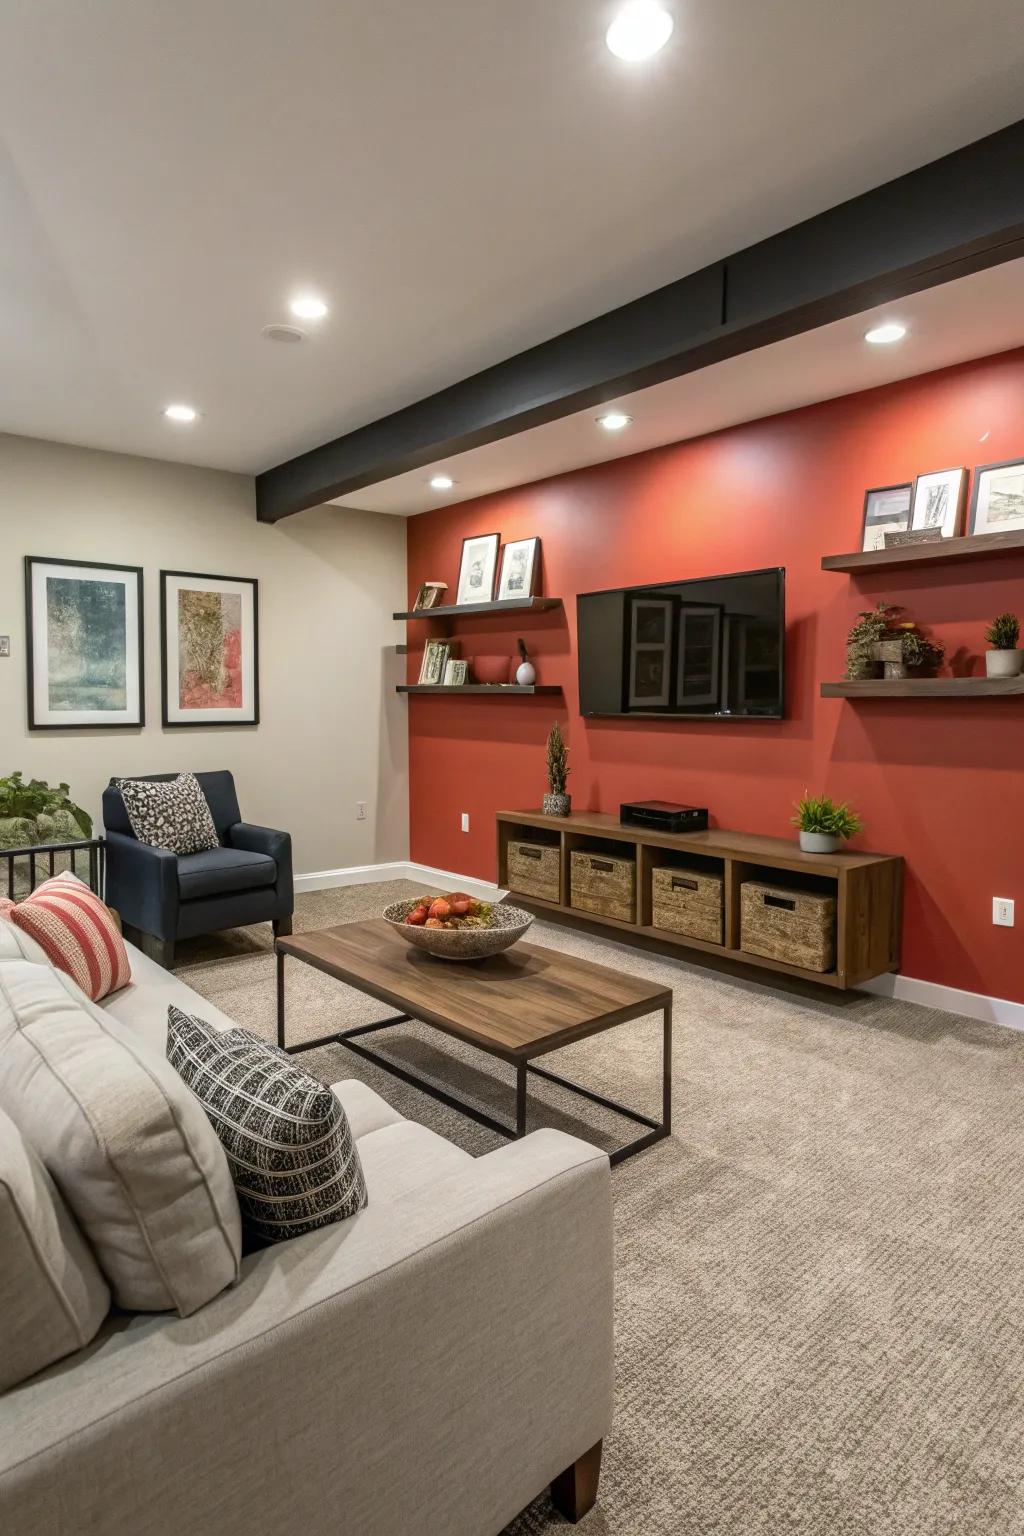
[383,899,534,961]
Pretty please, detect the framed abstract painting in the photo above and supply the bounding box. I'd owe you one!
[25,556,144,730]
[160,571,259,727]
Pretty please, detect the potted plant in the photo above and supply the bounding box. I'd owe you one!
[0,772,92,850]
[542,722,570,817]
[844,603,898,679]
[984,612,1022,678]
[792,793,862,854]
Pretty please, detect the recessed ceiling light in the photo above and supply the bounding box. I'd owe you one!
[864,322,906,345]
[597,412,633,431]
[429,474,455,491]
[163,403,198,423]
[261,323,306,343]
[289,294,328,321]
[606,2,674,60]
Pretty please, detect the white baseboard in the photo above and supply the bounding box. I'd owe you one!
[294,863,1023,1031]
[295,861,504,902]
[859,971,1024,1032]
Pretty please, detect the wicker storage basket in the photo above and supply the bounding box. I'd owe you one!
[506,840,560,903]
[740,881,836,973]
[651,865,723,945]
[571,849,635,922]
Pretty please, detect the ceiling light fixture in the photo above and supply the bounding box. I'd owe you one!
[606,2,674,60]
[163,403,198,423]
[597,412,633,431]
[864,322,906,345]
[289,294,328,321]
[429,474,455,491]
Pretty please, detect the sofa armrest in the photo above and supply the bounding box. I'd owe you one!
[102,829,179,939]
[227,821,293,911]
[2,1130,613,1536]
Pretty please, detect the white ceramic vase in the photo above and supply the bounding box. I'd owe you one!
[799,830,840,854]
[985,649,1024,678]
[516,661,537,686]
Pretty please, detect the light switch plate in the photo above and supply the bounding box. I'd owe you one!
[993,897,1015,927]
[0,636,10,657]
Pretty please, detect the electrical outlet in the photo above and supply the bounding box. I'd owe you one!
[0,636,9,657]
[993,897,1014,927]
[356,801,367,821]
[461,813,470,833]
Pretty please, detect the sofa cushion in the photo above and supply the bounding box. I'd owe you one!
[177,847,276,900]
[0,907,51,965]
[116,772,220,856]
[3,873,131,1001]
[100,937,238,1052]
[0,960,242,1316]
[0,1105,111,1391]
[357,1121,473,1203]
[167,1009,368,1244]
[331,1079,406,1141]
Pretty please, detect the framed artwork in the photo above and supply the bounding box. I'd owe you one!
[160,571,258,727]
[24,556,144,730]
[968,457,1024,536]
[860,483,911,551]
[442,658,468,686]
[418,639,450,684]
[412,581,447,611]
[627,596,672,708]
[496,537,540,601]
[910,467,968,539]
[455,533,500,605]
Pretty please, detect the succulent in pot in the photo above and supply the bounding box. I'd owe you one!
[792,793,863,855]
[542,721,571,816]
[984,612,1023,678]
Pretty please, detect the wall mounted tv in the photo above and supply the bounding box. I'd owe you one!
[577,567,785,720]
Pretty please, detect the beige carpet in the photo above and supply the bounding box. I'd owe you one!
[177,885,1024,1536]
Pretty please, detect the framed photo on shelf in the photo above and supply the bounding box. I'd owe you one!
[24,556,144,730]
[412,581,447,611]
[455,533,500,605]
[496,537,540,600]
[860,484,912,551]
[909,467,968,539]
[968,457,1024,536]
[418,639,450,685]
[442,658,468,686]
[160,570,259,727]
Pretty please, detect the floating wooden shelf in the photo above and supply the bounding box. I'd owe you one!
[497,810,902,991]
[822,677,1024,698]
[394,597,563,621]
[821,530,1024,574]
[397,684,562,696]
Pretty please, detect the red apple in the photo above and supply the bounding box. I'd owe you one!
[451,898,472,917]
[406,908,427,926]
[428,898,452,921]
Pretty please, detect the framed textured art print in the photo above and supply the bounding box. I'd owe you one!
[160,571,259,727]
[455,533,500,605]
[968,457,1024,536]
[909,467,968,539]
[25,556,144,730]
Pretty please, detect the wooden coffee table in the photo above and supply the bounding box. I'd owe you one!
[276,920,672,1164]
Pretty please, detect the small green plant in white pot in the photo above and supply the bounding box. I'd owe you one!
[984,613,1022,678]
[792,793,862,855]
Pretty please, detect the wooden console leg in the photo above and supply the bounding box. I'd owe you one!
[550,1440,602,1524]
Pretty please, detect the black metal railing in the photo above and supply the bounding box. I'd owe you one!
[2,838,105,900]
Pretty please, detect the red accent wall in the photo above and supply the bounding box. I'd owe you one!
[406,348,1024,1003]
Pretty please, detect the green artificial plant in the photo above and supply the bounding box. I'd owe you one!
[792,793,863,841]
[985,612,1021,650]
[0,772,92,846]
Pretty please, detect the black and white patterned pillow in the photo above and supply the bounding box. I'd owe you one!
[166,1007,368,1243]
[117,773,220,855]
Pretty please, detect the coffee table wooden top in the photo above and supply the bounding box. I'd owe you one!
[278,919,671,1062]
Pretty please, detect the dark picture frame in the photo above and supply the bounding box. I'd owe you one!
[455,532,500,605]
[860,483,912,551]
[24,555,145,731]
[496,537,541,601]
[909,466,968,539]
[160,570,259,728]
[968,456,1024,536]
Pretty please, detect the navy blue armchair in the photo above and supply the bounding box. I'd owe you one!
[103,771,293,968]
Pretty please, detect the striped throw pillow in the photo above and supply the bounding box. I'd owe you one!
[5,874,131,1001]
[166,1008,368,1244]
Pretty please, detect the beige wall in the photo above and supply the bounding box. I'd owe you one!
[0,434,409,875]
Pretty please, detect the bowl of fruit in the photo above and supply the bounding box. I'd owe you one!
[383,892,534,961]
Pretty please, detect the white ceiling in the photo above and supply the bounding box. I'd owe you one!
[332,258,1024,514]
[1,1,1023,478]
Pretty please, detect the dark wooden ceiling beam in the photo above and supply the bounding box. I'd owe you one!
[256,119,1024,522]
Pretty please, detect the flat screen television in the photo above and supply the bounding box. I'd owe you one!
[577,567,785,719]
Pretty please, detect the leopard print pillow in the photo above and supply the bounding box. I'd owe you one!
[117,774,220,855]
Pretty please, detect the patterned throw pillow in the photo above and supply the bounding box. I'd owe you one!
[4,873,131,1000]
[117,772,220,855]
[166,1007,368,1243]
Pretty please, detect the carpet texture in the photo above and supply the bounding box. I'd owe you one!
[176,885,1024,1535]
